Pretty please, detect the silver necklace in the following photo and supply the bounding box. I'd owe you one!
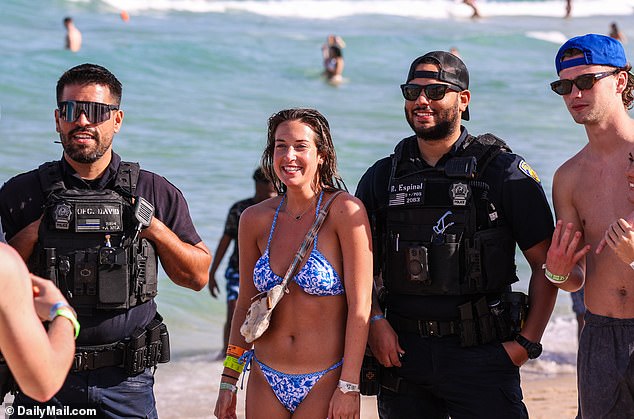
[285,195,317,221]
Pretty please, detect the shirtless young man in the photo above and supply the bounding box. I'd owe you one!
[596,152,634,263]
[546,33,634,418]
[63,17,82,52]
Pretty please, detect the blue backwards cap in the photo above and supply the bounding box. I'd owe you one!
[555,33,627,74]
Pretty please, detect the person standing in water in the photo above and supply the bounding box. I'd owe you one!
[63,17,82,52]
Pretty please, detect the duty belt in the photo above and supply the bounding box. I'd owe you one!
[73,314,170,375]
[73,342,124,371]
[387,312,460,337]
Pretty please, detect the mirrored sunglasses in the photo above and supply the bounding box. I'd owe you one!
[550,70,619,96]
[400,83,458,101]
[58,100,119,124]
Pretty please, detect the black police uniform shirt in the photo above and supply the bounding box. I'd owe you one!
[0,152,202,345]
[355,127,554,320]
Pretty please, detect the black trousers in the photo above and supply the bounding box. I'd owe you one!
[378,334,528,419]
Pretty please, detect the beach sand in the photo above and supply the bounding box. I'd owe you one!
[155,361,578,418]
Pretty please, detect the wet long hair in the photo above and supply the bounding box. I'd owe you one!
[261,108,346,194]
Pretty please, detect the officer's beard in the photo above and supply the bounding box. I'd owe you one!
[406,102,460,141]
[60,127,111,164]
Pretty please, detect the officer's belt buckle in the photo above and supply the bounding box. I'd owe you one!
[421,320,439,336]
[419,320,458,337]
[73,351,91,371]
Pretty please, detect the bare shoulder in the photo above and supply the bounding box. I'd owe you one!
[554,147,588,186]
[240,195,282,228]
[328,190,362,209]
[326,191,369,222]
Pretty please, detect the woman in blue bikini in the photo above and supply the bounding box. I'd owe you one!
[214,108,373,418]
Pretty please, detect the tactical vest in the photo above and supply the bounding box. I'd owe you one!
[383,134,518,296]
[29,161,158,316]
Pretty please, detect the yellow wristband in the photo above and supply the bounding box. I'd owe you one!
[223,355,244,374]
[53,308,80,339]
[542,264,569,284]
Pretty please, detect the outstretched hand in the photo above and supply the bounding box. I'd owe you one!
[597,211,634,253]
[545,220,590,279]
[596,217,634,266]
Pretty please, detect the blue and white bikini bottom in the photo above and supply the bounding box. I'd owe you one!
[240,350,343,413]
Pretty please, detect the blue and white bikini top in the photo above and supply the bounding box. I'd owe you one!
[253,191,344,296]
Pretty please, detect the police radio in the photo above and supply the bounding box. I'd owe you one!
[129,196,154,244]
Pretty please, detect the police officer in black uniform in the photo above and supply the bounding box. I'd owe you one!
[355,52,557,418]
[0,63,211,418]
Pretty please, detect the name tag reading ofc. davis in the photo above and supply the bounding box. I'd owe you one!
[74,202,123,232]
[389,181,425,207]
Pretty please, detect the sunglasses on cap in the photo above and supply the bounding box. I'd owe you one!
[58,100,119,124]
[550,69,620,96]
[400,83,459,101]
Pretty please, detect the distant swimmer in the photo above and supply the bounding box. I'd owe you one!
[321,34,346,60]
[63,16,82,52]
[463,0,480,18]
[450,47,461,58]
[322,34,345,84]
[609,22,627,44]
[324,45,344,84]
[564,0,572,18]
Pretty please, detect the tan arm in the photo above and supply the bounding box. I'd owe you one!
[141,217,211,291]
[0,243,75,402]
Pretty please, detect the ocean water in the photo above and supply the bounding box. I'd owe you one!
[1,0,634,414]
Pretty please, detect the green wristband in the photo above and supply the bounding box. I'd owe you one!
[223,355,244,374]
[542,264,569,284]
[53,308,80,339]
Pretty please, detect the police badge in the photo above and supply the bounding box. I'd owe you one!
[450,182,470,206]
[54,202,72,230]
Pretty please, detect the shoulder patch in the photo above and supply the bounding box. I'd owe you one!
[518,160,541,183]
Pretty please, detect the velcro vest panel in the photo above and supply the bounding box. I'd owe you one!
[383,134,518,296]
[29,161,158,315]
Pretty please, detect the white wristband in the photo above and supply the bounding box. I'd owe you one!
[629,261,634,271]
[337,379,360,394]
[219,382,238,393]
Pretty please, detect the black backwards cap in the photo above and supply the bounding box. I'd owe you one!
[406,51,470,120]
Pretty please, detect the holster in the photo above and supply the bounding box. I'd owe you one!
[359,349,381,396]
[73,313,170,375]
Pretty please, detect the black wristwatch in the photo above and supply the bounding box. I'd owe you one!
[515,334,543,359]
